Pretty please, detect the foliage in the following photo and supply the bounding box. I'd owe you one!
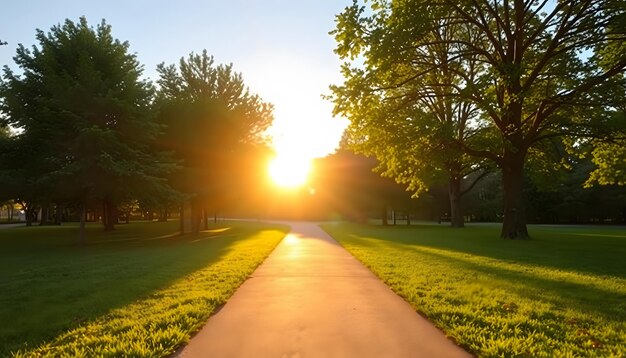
[0,135,46,224]
[463,158,626,224]
[0,125,9,137]
[0,220,287,356]
[322,222,626,357]
[156,51,273,230]
[330,6,495,227]
[330,0,626,238]
[0,18,176,231]
[586,140,626,186]
[157,50,273,146]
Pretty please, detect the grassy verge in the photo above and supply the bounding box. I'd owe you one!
[321,222,626,357]
[0,220,287,357]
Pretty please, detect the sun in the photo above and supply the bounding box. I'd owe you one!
[268,155,311,188]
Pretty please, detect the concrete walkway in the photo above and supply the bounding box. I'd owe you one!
[175,222,470,358]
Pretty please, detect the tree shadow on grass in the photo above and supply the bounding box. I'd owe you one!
[338,223,626,280]
[398,243,626,322]
[338,230,626,323]
[0,221,281,355]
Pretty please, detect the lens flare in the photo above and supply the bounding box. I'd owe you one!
[268,155,311,188]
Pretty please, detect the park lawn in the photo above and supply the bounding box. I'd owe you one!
[0,220,288,357]
[321,222,626,358]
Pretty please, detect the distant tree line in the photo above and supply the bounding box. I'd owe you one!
[291,148,625,225]
[0,18,272,240]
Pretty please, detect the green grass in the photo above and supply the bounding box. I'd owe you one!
[0,220,287,357]
[321,222,626,357]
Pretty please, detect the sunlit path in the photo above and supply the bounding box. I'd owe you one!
[175,221,469,357]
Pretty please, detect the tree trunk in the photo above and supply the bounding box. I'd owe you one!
[25,205,35,226]
[501,148,529,239]
[393,210,397,225]
[179,205,185,234]
[78,205,86,243]
[103,199,117,231]
[102,201,107,228]
[39,204,50,226]
[109,203,118,230]
[191,199,201,234]
[54,203,63,225]
[158,208,168,222]
[381,207,388,226]
[407,213,411,225]
[449,177,465,228]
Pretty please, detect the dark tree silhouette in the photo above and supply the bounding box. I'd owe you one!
[156,51,273,234]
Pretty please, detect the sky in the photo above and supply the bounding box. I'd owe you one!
[0,0,350,160]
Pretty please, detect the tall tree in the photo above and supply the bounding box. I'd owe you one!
[156,51,273,233]
[331,0,626,238]
[331,9,492,227]
[0,17,175,239]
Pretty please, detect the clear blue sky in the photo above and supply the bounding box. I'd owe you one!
[1,0,350,158]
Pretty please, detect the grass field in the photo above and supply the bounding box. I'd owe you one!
[0,220,287,357]
[321,222,626,357]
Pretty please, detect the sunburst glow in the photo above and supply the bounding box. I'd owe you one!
[250,55,348,189]
[268,155,311,188]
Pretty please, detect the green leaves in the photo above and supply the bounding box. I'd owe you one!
[331,2,368,60]
[155,50,274,213]
[330,1,491,199]
[0,17,174,212]
[157,50,273,147]
[585,140,626,186]
[331,1,626,235]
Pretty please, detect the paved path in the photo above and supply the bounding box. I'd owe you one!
[176,222,470,358]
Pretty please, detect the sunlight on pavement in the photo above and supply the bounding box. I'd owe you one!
[284,234,301,245]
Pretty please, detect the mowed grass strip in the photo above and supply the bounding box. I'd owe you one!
[0,220,287,357]
[321,223,626,357]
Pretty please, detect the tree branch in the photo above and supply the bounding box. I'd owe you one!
[460,170,490,197]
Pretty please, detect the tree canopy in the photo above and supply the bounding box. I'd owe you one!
[0,17,176,237]
[156,50,274,233]
[331,6,494,227]
[331,0,626,238]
